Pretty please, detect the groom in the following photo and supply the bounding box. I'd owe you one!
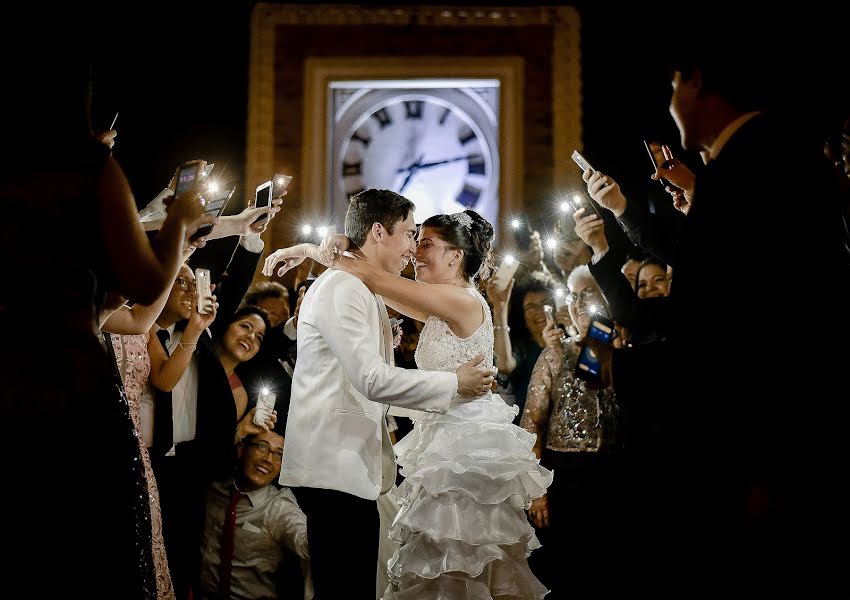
[264,189,494,598]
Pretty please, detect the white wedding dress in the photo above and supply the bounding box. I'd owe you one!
[385,288,553,600]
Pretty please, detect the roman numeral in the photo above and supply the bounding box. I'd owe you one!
[342,161,362,177]
[456,183,482,209]
[350,131,371,147]
[371,108,392,129]
[468,155,486,176]
[458,128,476,146]
[404,100,424,119]
[439,108,451,126]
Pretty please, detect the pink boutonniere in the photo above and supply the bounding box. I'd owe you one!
[390,317,404,349]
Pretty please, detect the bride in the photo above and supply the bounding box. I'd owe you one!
[268,209,551,599]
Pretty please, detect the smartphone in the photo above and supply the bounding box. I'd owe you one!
[489,255,519,291]
[195,268,213,315]
[190,187,235,241]
[643,140,682,193]
[174,160,207,199]
[574,316,616,383]
[273,174,293,196]
[543,304,555,325]
[571,150,595,173]
[570,193,605,221]
[253,180,273,225]
[512,215,534,251]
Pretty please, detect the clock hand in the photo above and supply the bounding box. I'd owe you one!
[396,154,424,174]
[399,168,417,193]
[416,154,483,170]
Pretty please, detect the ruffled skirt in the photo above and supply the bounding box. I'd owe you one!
[384,395,553,600]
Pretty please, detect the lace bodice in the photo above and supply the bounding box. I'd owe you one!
[414,287,493,376]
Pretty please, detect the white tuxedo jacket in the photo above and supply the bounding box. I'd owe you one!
[279,270,457,500]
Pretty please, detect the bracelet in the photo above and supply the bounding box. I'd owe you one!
[177,341,197,352]
[493,325,511,332]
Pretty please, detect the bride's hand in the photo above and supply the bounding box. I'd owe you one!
[263,243,321,277]
[317,233,350,265]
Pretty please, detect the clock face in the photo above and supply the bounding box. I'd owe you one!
[337,95,496,225]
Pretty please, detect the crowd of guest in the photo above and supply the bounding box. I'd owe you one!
[4,13,849,600]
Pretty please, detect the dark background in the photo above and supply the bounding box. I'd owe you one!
[89,2,848,234]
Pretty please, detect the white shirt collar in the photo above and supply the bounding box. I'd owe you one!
[707,111,761,161]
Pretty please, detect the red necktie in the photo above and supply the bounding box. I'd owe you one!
[219,488,244,597]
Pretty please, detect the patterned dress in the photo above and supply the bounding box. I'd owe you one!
[385,288,553,600]
[112,333,176,600]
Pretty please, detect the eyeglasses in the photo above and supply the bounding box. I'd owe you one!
[522,301,549,314]
[564,287,599,305]
[247,441,283,462]
[174,277,197,292]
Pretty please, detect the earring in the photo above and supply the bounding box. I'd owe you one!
[449,261,455,267]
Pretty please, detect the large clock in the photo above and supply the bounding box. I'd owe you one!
[329,82,500,228]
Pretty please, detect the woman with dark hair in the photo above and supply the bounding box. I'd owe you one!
[215,305,272,426]
[267,208,552,599]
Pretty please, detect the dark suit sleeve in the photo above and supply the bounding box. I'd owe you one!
[617,201,685,267]
[210,243,262,339]
[611,340,672,408]
[588,251,641,327]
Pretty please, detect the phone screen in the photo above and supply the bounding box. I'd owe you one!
[175,163,201,198]
[190,188,235,241]
[253,181,273,225]
[203,187,235,216]
[574,317,615,382]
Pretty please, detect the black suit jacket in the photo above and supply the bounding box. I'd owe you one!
[613,113,850,507]
[610,114,850,591]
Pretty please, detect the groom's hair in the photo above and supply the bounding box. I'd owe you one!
[345,189,415,247]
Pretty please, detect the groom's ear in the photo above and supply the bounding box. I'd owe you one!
[370,222,385,244]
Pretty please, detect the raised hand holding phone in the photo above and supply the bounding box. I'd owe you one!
[644,140,684,194]
[583,171,627,216]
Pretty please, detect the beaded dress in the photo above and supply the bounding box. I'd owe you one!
[112,333,176,600]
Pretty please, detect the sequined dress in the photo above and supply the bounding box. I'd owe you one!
[112,333,176,600]
[385,288,553,600]
[0,139,156,599]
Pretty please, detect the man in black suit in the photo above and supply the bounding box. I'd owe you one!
[150,235,264,597]
[587,21,849,595]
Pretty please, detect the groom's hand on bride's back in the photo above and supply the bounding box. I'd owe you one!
[456,353,495,398]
